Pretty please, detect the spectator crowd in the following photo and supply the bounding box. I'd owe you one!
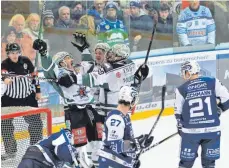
[1,0,229,64]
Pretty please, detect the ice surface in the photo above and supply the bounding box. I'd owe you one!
[133,111,229,168]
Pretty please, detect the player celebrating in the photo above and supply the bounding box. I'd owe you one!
[33,40,103,168]
[71,32,149,167]
[71,32,149,114]
[18,129,79,168]
[99,86,154,168]
[175,60,229,168]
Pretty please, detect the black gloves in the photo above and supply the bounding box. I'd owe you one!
[58,73,77,88]
[33,39,47,56]
[132,134,154,151]
[71,32,90,52]
[133,160,141,168]
[177,119,182,136]
[134,64,149,85]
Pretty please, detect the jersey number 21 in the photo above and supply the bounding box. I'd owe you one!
[189,97,212,118]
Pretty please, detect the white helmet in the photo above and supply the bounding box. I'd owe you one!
[181,60,200,79]
[107,44,130,63]
[52,51,73,67]
[94,43,110,53]
[118,86,138,107]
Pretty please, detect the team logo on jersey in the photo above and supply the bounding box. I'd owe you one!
[116,72,121,78]
[23,63,28,70]
[187,22,192,27]
[76,86,89,98]
[105,25,110,30]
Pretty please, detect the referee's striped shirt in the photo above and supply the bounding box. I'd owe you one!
[1,56,40,99]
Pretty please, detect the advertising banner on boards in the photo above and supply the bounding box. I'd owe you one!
[134,50,217,113]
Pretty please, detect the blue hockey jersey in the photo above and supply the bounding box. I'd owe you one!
[176,5,216,46]
[37,129,76,166]
[175,77,229,137]
[99,110,136,167]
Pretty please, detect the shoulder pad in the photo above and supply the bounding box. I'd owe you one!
[103,63,113,72]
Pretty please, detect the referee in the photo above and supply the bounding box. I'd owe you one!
[1,43,43,161]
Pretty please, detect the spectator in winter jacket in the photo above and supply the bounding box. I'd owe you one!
[87,0,106,29]
[43,10,55,28]
[9,14,36,63]
[55,6,77,29]
[96,1,129,46]
[129,1,154,32]
[71,2,86,23]
[129,1,154,51]
[1,27,17,61]
[23,13,41,41]
[156,3,173,34]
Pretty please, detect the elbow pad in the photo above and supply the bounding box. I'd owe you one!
[58,73,77,88]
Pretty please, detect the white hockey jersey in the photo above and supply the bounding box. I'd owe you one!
[80,60,136,112]
[54,66,94,106]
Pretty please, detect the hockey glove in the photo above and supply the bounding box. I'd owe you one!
[71,32,90,52]
[132,134,154,151]
[33,39,47,56]
[177,119,182,136]
[58,73,77,88]
[133,160,141,168]
[134,64,149,85]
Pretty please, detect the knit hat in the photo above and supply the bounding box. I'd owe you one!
[43,10,54,20]
[130,1,141,8]
[4,26,17,37]
[105,2,118,10]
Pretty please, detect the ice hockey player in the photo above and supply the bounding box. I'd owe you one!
[33,39,103,168]
[72,39,111,167]
[18,129,78,168]
[71,32,149,114]
[98,85,154,168]
[175,60,229,168]
[71,32,149,167]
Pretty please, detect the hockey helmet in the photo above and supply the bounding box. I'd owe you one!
[94,43,110,53]
[107,44,130,63]
[52,51,73,67]
[181,60,200,79]
[118,86,138,108]
[6,43,21,54]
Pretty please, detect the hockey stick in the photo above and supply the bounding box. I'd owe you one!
[142,132,178,154]
[144,23,157,65]
[60,129,80,168]
[1,73,58,82]
[134,85,166,166]
[133,23,157,105]
[35,0,46,69]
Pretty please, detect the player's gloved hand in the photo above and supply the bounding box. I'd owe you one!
[71,32,90,52]
[177,121,182,136]
[134,64,149,85]
[33,39,47,56]
[58,73,77,88]
[217,106,223,117]
[132,134,154,151]
[133,160,141,168]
